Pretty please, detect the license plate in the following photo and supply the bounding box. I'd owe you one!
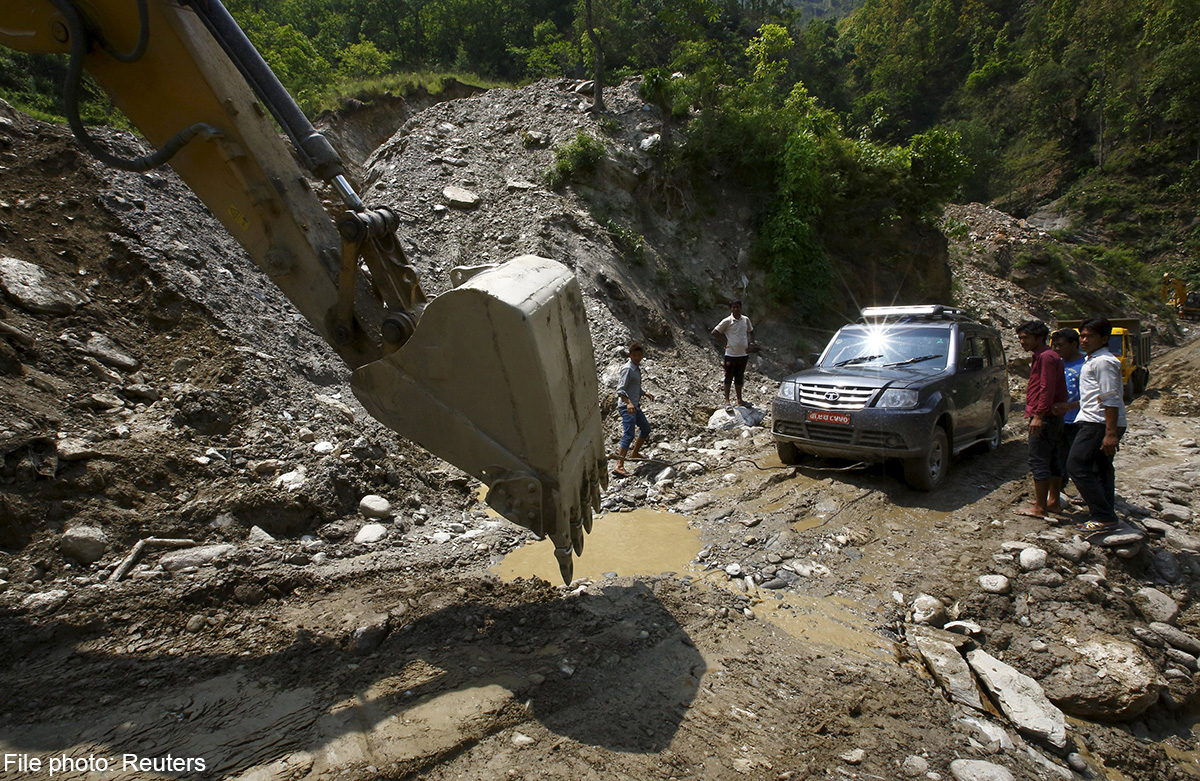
[808,410,850,425]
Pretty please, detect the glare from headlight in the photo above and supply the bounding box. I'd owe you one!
[877,388,919,408]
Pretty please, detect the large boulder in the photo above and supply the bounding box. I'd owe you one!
[1042,636,1164,721]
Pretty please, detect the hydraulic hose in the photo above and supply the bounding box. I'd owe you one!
[51,0,220,173]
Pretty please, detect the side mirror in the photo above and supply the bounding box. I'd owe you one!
[963,355,984,371]
[808,352,821,366]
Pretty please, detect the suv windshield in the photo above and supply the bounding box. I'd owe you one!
[821,326,951,371]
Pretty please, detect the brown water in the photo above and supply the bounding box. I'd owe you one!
[490,508,704,582]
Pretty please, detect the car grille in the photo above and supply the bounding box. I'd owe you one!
[774,420,907,450]
[797,383,877,410]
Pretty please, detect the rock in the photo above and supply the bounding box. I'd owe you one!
[359,494,392,519]
[949,759,1014,781]
[707,406,766,430]
[274,466,307,491]
[838,748,865,764]
[957,715,1014,752]
[1152,549,1183,583]
[1018,547,1048,571]
[1133,587,1180,624]
[1025,569,1064,588]
[443,185,480,208]
[85,333,140,371]
[185,614,206,633]
[234,583,266,605]
[313,441,335,454]
[160,544,235,571]
[22,589,69,615]
[1055,540,1089,563]
[315,393,355,423]
[0,256,87,314]
[1042,637,1163,721]
[639,133,661,152]
[1161,503,1193,524]
[246,526,275,544]
[654,466,677,484]
[967,648,1067,749]
[431,532,453,543]
[979,575,1011,594]
[901,755,929,777]
[913,633,985,710]
[56,437,101,462]
[511,733,536,748]
[911,593,948,627]
[724,563,742,576]
[60,526,108,565]
[1166,647,1198,671]
[1151,622,1200,655]
[354,523,388,544]
[349,619,389,653]
[944,620,984,639]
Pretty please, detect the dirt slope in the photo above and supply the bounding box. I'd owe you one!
[2,80,1200,781]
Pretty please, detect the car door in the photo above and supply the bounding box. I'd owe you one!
[955,330,989,438]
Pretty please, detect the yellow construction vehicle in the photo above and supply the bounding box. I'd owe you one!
[1162,273,1200,321]
[0,0,605,582]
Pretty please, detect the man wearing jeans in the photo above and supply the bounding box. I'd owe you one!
[612,342,654,478]
[1067,317,1144,545]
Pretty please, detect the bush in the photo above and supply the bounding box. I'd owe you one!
[544,133,605,189]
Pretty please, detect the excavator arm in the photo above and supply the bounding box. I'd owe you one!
[0,0,605,582]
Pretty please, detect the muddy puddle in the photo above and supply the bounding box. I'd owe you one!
[493,506,897,665]
[490,508,704,582]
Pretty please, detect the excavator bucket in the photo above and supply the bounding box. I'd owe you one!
[351,256,607,583]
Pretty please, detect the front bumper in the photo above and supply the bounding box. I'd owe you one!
[771,398,936,461]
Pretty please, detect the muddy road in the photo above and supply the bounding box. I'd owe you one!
[3,334,1200,781]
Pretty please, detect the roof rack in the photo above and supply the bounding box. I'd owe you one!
[858,305,975,323]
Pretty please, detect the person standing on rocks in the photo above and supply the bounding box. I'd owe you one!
[1067,317,1145,545]
[711,298,756,408]
[1051,327,1085,506]
[1015,320,1067,518]
[612,342,654,478]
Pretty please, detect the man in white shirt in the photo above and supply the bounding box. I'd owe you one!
[711,299,756,407]
[1065,317,1143,546]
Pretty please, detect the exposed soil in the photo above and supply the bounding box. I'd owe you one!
[2,80,1200,781]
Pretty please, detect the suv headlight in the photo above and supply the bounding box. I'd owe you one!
[776,381,798,401]
[877,388,920,408]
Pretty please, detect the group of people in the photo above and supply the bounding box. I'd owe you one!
[611,299,754,478]
[1016,317,1144,546]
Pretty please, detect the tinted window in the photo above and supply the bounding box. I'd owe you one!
[1108,335,1123,356]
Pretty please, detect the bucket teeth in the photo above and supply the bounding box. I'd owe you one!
[554,545,574,584]
[571,520,584,556]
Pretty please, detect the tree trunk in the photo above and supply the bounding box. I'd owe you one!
[585,0,605,112]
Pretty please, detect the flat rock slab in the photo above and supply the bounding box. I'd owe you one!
[967,648,1067,749]
[443,186,480,208]
[950,759,1015,781]
[913,633,984,711]
[161,544,235,571]
[0,255,88,314]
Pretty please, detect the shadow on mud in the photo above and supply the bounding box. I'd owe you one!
[0,579,702,775]
[793,438,1027,513]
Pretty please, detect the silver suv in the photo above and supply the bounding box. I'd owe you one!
[771,305,1010,490]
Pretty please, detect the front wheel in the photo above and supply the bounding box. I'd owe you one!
[903,427,949,491]
[986,410,1004,451]
[1123,377,1134,403]
[776,440,801,466]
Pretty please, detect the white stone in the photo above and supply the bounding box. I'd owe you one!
[950,759,1014,781]
[914,634,984,710]
[1019,547,1048,571]
[354,524,388,544]
[161,544,235,571]
[274,466,307,491]
[1133,587,1180,624]
[979,575,1011,594]
[967,649,1067,749]
[359,494,392,519]
[247,526,275,544]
